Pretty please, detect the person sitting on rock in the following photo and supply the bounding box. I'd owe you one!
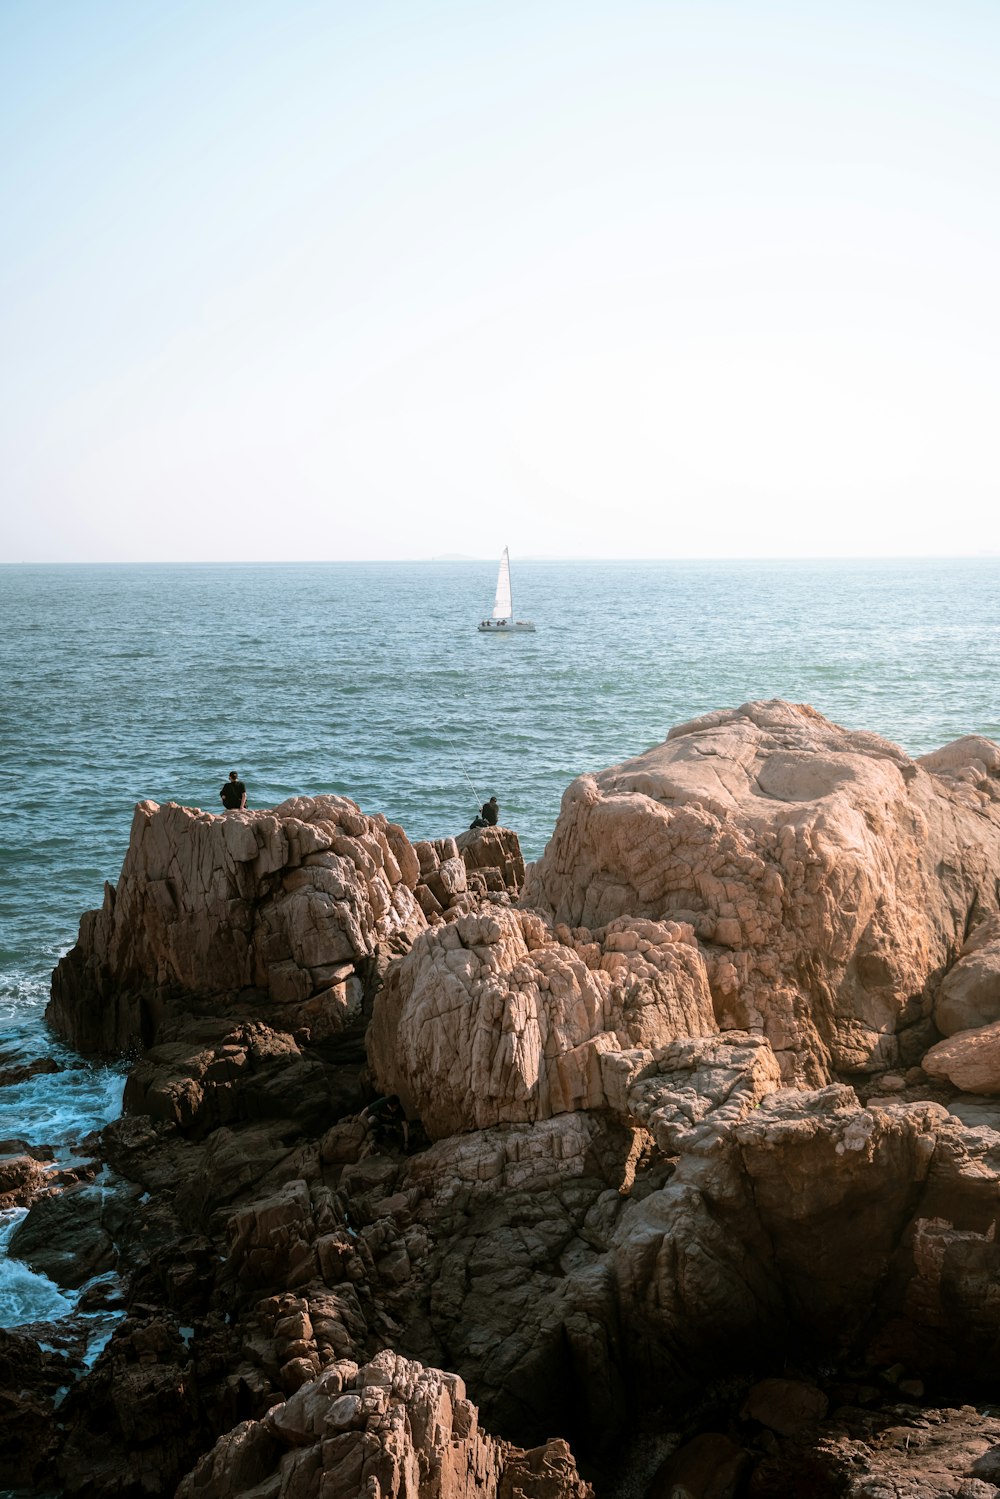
[469,795,499,830]
[360,1094,410,1153]
[220,771,247,811]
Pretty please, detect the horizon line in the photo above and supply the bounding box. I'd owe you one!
[1,553,999,567]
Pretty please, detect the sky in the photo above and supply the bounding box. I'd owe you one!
[1,0,998,562]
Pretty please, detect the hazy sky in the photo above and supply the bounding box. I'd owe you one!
[2,0,998,562]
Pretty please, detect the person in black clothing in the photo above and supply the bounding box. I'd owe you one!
[469,795,499,829]
[360,1094,410,1152]
[220,771,247,810]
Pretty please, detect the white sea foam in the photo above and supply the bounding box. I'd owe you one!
[0,1211,74,1328]
[0,1064,125,1152]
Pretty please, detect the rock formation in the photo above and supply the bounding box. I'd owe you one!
[13,701,1000,1497]
[176,1350,592,1499]
[368,909,715,1136]
[523,699,1000,1084]
[49,798,524,1056]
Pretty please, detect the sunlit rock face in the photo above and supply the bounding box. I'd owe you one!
[48,794,428,1053]
[523,699,1000,1083]
[174,1350,593,1499]
[367,906,717,1137]
[28,705,1000,1497]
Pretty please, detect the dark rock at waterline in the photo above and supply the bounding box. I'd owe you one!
[0,1327,69,1487]
[0,1150,54,1208]
[8,1178,140,1289]
[0,1054,66,1087]
[0,1136,55,1159]
[53,1314,206,1499]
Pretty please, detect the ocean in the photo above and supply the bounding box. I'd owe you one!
[1,556,999,1331]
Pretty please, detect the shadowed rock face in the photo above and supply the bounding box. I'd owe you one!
[24,703,1000,1498]
[523,699,1000,1084]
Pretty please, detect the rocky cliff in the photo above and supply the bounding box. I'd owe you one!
[9,703,1000,1498]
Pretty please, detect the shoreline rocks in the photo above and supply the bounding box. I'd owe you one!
[13,701,1000,1497]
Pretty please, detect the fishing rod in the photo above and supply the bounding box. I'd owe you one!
[446,734,483,810]
[455,755,482,811]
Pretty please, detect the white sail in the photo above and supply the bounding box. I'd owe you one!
[492,547,513,620]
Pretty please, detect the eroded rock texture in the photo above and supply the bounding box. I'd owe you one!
[523,699,1000,1083]
[24,703,1000,1497]
[49,795,426,1053]
[176,1350,592,1499]
[369,908,715,1136]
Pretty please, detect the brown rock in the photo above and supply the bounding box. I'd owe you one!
[741,1377,829,1435]
[523,701,1000,1083]
[176,1350,593,1499]
[0,1328,68,1487]
[618,1032,782,1155]
[732,1089,943,1347]
[48,794,427,1053]
[0,1151,55,1208]
[8,1181,121,1288]
[923,1023,1000,1094]
[456,825,527,898]
[0,1054,63,1087]
[648,1432,752,1499]
[369,908,716,1137]
[934,916,1000,1037]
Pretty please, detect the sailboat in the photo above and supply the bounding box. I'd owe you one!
[477,547,535,633]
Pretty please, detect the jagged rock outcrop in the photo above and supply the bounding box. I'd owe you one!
[175,1350,592,1499]
[455,826,526,900]
[0,1146,56,1209]
[368,908,715,1137]
[523,700,1000,1083]
[22,707,1000,1496]
[48,799,529,1059]
[48,795,430,1053]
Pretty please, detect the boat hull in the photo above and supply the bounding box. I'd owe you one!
[477,620,535,633]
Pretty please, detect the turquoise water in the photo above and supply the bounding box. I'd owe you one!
[1,557,999,1323]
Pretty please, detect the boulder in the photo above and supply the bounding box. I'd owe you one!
[0,1328,69,1487]
[0,1151,55,1208]
[48,795,427,1053]
[731,1090,944,1348]
[648,1433,752,1499]
[741,1377,829,1435]
[122,1020,360,1136]
[8,1181,120,1288]
[619,1032,782,1155]
[923,1022,1000,1095]
[53,1315,204,1497]
[934,916,1000,1037]
[523,701,1000,1083]
[368,907,716,1137]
